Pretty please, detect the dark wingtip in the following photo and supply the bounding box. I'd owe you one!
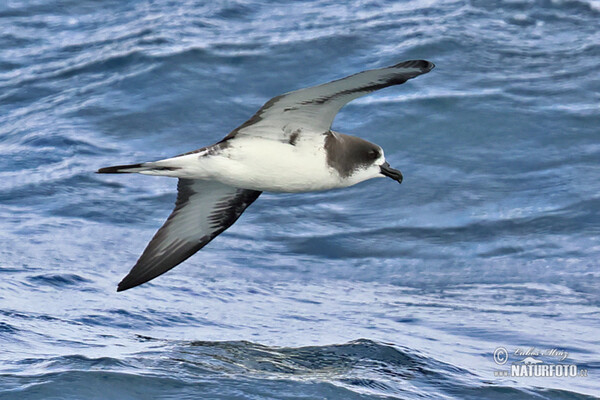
[116,280,133,292]
[117,265,160,292]
[117,264,144,292]
[423,60,435,71]
[393,59,435,72]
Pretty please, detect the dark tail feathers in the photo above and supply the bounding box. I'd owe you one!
[97,162,181,174]
[97,163,146,174]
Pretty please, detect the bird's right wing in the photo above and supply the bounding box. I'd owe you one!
[222,60,434,142]
[117,179,261,291]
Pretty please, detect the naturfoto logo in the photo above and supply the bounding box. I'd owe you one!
[493,347,588,378]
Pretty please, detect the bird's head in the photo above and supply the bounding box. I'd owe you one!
[353,144,403,185]
[325,132,403,186]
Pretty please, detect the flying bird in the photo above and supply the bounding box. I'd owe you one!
[98,59,434,291]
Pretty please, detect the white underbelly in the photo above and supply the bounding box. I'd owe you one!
[211,137,341,192]
[160,136,342,192]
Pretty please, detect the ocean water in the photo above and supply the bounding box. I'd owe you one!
[1,0,599,398]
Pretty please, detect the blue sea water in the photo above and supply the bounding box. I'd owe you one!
[1,0,599,398]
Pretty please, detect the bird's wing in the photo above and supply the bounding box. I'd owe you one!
[222,60,434,142]
[117,179,261,291]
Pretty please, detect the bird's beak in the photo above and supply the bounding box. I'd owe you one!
[380,162,403,184]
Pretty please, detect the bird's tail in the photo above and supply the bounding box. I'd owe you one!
[97,163,148,174]
[97,162,180,174]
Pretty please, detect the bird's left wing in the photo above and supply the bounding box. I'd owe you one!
[117,179,261,291]
[223,59,434,142]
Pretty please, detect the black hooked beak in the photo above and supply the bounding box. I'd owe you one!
[380,162,403,184]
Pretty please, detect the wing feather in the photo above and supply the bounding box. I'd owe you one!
[223,60,434,140]
[117,179,261,291]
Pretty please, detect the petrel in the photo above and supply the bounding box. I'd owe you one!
[98,59,434,291]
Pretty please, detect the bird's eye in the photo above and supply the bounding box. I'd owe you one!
[368,149,380,159]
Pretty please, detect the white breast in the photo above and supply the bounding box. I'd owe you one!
[168,135,345,193]
[221,135,346,192]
